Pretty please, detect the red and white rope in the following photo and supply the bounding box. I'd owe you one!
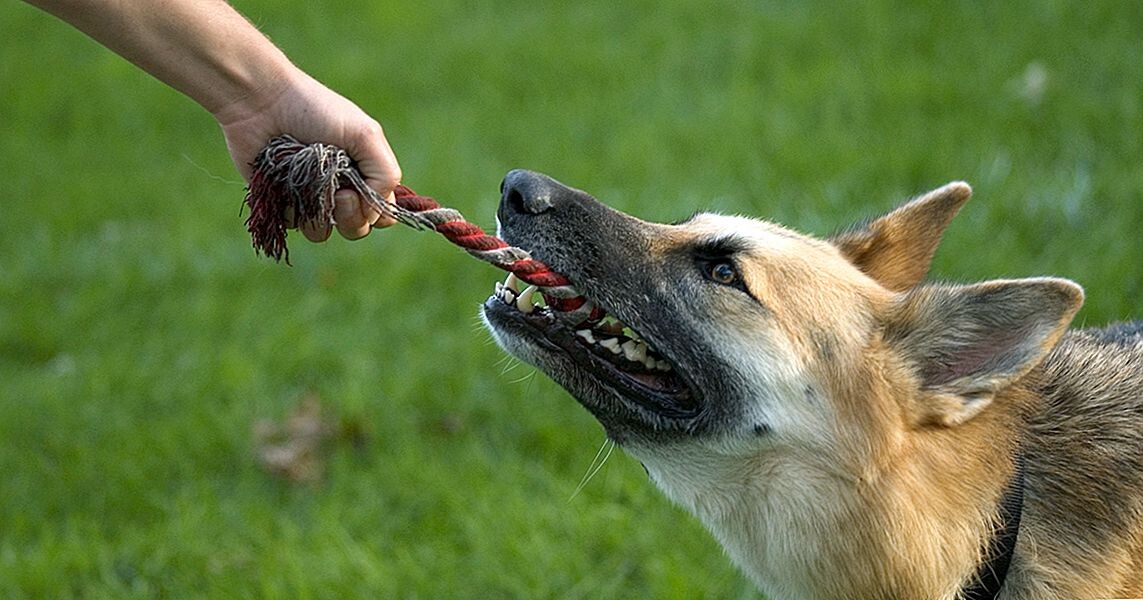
[244,135,603,327]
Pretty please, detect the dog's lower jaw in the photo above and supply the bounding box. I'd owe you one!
[481,296,707,443]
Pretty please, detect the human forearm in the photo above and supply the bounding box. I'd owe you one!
[27,0,402,240]
[25,0,297,119]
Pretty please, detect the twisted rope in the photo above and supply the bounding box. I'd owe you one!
[244,135,602,326]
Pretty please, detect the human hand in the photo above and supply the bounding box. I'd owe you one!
[216,70,401,242]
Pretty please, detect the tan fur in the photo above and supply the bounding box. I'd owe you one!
[832,182,972,291]
[636,212,1049,597]
[486,173,1143,599]
[649,189,1137,599]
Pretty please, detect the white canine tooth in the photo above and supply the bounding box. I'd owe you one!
[575,329,596,344]
[600,337,621,354]
[516,285,537,313]
[505,273,520,293]
[642,355,656,369]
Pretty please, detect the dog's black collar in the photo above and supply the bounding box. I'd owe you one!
[960,452,1026,600]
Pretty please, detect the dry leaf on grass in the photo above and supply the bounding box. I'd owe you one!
[252,393,333,484]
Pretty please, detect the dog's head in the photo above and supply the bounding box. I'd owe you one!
[481,170,1083,474]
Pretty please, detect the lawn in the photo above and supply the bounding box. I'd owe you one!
[1,0,1140,597]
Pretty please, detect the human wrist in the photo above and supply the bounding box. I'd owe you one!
[205,41,301,128]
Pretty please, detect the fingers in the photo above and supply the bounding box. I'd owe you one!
[320,119,401,241]
[291,176,397,243]
[346,120,402,213]
[332,188,397,240]
[332,189,372,240]
[372,211,397,229]
[300,217,332,242]
[367,188,398,229]
[350,120,403,195]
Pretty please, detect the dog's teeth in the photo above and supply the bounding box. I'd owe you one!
[494,282,507,304]
[655,360,672,372]
[516,285,537,313]
[622,340,647,363]
[575,329,596,344]
[496,281,518,305]
[641,355,656,370]
[600,337,621,354]
[634,342,649,362]
[505,273,520,293]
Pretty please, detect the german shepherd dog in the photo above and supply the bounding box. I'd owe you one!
[481,171,1143,599]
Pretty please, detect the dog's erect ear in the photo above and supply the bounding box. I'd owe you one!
[831,182,972,292]
[886,278,1084,427]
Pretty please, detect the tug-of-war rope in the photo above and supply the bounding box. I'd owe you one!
[243,135,601,327]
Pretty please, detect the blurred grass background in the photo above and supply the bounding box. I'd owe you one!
[1,0,1140,597]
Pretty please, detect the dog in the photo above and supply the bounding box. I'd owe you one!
[481,170,1143,599]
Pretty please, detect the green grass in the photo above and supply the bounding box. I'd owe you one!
[2,0,1141,597]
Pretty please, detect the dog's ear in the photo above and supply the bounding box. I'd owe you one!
[831,182,972,292]
[885,278,1084,427]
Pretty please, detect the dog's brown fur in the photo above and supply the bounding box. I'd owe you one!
[823,187,1143,598]
[484,173,1143,599]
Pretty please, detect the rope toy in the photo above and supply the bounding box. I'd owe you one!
[243,135,603,326]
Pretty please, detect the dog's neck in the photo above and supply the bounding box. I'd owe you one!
[635,394,1023,600]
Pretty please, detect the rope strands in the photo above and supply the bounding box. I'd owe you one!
[243,135,600,326]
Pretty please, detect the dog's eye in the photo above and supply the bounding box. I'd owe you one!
[704,261,740,286]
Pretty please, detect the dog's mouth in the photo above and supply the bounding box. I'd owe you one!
[485,272,700,420]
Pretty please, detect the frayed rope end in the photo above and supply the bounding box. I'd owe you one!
[244,135,343,264]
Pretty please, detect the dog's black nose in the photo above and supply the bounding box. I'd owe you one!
[500,169,559,215]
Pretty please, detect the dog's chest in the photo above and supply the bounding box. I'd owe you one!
[640,452,850,599]
[640,450,974,600]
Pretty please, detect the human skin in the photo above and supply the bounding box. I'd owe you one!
[25,0,400,241]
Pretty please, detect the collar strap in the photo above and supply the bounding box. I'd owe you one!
[960,452,1026,600]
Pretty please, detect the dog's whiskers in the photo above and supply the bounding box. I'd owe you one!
[507,370,538,385]
[569,438,615,502]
